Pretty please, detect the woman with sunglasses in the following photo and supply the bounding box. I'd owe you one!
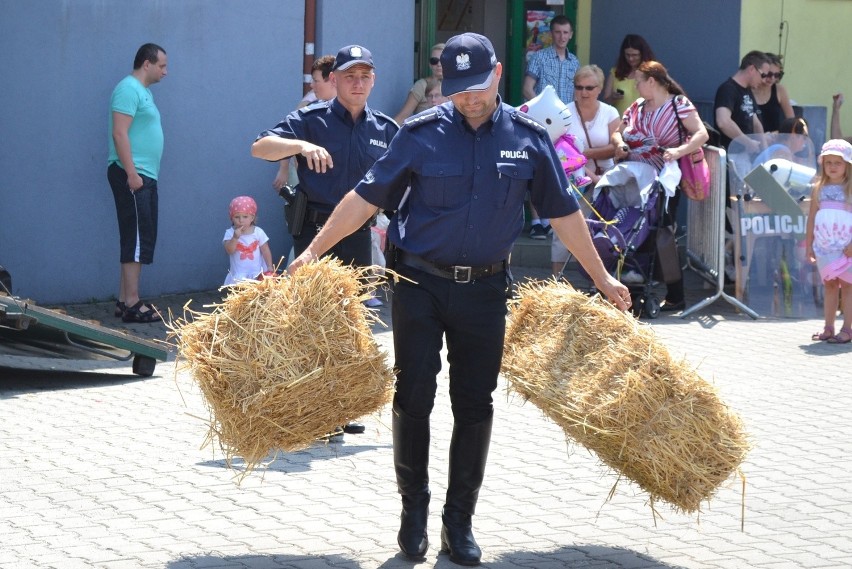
[567,65,620,183]
[393,43,445,124]
[552,64,620,278]
[754,52,794,133]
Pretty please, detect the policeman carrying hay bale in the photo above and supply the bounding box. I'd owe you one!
[252,43,398,438]
[288,32,630,567]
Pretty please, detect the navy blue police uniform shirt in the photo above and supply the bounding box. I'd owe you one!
[354,97,579,267]
[257,98,399,213]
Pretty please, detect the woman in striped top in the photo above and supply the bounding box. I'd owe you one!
[611,61,709,311]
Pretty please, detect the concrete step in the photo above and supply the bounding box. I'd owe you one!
[511,234,552,268]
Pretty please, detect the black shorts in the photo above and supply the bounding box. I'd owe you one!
[108,163,158,264]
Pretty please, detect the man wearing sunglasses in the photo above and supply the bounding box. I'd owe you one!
[714,50,771,150]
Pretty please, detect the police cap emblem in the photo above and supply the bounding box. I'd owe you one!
[456,53,471,71]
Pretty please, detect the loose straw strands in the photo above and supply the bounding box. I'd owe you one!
[502,280,749,514]
[169,259,395,479]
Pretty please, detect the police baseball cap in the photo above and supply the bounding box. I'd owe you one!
[440,33,497,96]
[333,45,374,71]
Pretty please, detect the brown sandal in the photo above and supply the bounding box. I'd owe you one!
[827,327,852,344]
[812,326,835,341]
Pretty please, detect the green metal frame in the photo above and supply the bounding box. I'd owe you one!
[416,0,578,105]
[0,296,168,362]
[420,0,437,75]
[506,0,577,106]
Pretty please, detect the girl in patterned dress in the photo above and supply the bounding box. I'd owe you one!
[806,140,852,343]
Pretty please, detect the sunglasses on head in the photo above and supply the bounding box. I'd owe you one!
[574,85,598,91]
[429,57,441,65]
[760,71,784,80]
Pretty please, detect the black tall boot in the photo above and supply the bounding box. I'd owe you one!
[393,403,431,560]
[440,413,493,566]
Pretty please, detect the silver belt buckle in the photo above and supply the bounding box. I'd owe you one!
[453,266,472,283]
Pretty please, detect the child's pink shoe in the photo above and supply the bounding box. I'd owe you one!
[811,326,835,341]
[573,174,593,188]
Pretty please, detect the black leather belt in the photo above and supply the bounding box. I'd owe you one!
[306,209,331,225]
[306,208,374,231]
[398,251,505,283]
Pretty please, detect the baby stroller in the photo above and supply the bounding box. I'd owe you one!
[576,161,681,318]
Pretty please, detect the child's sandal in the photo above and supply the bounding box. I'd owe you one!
[811,326,835,341]
[827,327,852,344]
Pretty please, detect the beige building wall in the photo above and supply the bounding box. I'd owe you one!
[741,0,852,137]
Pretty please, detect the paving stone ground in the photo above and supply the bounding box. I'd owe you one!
[1,268,850,568]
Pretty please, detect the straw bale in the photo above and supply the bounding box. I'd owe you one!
[502,280,749,514]
[169,258,395,477]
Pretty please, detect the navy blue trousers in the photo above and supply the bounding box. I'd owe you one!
[391,265,510,426]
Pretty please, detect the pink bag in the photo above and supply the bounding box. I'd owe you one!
[678,147,711,201]
[672,97,711,201]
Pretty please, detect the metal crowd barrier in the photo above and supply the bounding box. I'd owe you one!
[682,145,758,318]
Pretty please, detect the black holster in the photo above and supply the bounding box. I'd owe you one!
[279,184,307,237]
[385,242,399,273]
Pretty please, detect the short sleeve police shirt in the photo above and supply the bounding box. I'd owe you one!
[257,98,398,211]
[355,98,579,266]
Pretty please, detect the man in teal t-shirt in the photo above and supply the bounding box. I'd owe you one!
[107,43,167,323]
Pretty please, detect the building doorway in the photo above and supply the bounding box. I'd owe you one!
[414,0,576,106]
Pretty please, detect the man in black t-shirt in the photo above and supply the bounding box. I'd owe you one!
[714,50,773,278]
[714,50,771,150]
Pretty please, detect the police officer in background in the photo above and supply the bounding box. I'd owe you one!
[251,43,397,273]
[289,33,630,566]
[252,44,398,436]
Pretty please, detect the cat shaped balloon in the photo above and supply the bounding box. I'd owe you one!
[517,85,591,188]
